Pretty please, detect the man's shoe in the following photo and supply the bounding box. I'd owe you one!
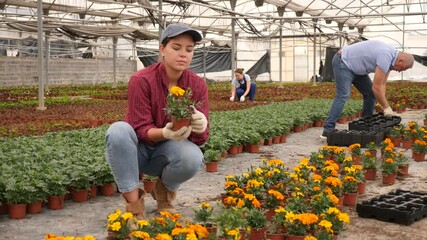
[320,132,327,140]
[320,130,332,140]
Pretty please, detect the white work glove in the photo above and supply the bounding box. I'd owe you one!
[190,106,208,134]
[229,96,234,101]
[239,96,245,102]
[383,107,394,117]
[162,123,192,141]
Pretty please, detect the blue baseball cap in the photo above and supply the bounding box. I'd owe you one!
[160,23,202,43]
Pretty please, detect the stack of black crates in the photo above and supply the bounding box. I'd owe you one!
[325,113,401,147]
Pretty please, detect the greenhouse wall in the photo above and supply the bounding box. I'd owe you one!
[0,57,137,86]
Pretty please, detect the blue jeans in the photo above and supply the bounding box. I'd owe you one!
[236,82,257,101]
[105,121,203,193]
[323,53,376,131]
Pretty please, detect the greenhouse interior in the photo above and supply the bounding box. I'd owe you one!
[0,1,427,240]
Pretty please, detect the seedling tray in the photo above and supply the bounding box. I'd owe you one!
[356,189,427,225]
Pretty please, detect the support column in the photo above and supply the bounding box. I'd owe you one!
[113,36,118,85]
[36,0,46,111]
[230,0,237,79]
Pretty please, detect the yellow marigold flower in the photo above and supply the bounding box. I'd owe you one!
[268,159,284,166]
[285,211,297,222]
[83,236,95,240]
[299,213,319,225]
[122,212,133,221]
[110,222,121,231]
[304,236,317,240]
[329,193,339,205]
[244,193,256,201]
[275,206,285,213]
[155,217,166,226]
[130,231,151,239]
[344,176,357,182]
[224,196,236,205]
[246,179,263,188]
[188,224,209,238]
[224,181,238,189]
[312,173,322,181]
[252,198,261,208]
[137,219,150,228]
[319,220,333,233]
[107,212,120,223]
[268,189,285,200]
[227,229,240,240]
[237,198,245,208]
[338,212,350,223]
[201,202,211,209]
[171,228,185,236]
[169,86,185,97]
[254,168,263,175]
[327,207,340,215]
[300,157,309,165]
[225,175,234,180]
[155,233,172,240]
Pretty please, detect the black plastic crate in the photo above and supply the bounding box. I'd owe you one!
[356,189,427,225]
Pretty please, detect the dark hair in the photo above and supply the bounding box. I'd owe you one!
[235,68,244,74]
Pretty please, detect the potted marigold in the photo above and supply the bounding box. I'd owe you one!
[193,202,216,239]
[348,143,362,165]
[381,157,398,185]
[317,207,350,238]
[395,151,409,176]
[365,141,378,157]
[342,166,360,206]
[361,152,378,180]
[213,205,247,239]
[284,211,319,238]
[164,86,201,130]
[412,139,426,162]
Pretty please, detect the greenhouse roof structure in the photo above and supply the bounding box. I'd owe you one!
[0,0,426,43]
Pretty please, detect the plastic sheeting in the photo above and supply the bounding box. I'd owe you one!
[246,51,270,79]
[137,46,231,74]
[413,54,427,67]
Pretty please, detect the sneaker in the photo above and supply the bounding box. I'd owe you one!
[320,130,332,140]
[319,132,328,140]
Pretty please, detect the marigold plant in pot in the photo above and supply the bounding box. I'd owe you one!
[193,202,217,239]
[395,151,409,177]
[365,141,378,157]
[284,211,319,238]
[348,143,362,165]
[361,152,378,180]
[213,205,247,239]
[318,207,350,237]
[412,139,427,162]
[381,157,398,185]
[164,86,201,131]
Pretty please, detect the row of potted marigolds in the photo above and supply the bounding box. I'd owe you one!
[386,121,427,162]
[104,157,351,240]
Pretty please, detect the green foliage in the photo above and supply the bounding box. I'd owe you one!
[245,208,267,229]
[193,202,214,225]
[213,205,247,236]
[203,149,222,163]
